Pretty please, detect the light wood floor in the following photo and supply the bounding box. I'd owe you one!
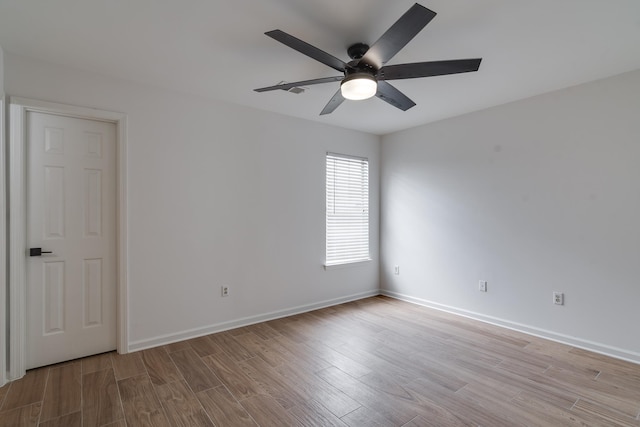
[1,296,639,426]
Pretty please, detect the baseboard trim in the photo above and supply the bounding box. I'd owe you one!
[128,289,380,352]
[128,288,640,365]
[381,290,640,365]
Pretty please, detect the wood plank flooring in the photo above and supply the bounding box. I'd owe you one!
[1,296,639,426]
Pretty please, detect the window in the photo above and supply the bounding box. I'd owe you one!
[326,152,370,266]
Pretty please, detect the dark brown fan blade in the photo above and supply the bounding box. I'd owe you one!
[379,58,482,80]
[254,76,343,92]
[360,4,436,68]
[375,81,416,111]
[320,89,345,115]
[266,30,347,72]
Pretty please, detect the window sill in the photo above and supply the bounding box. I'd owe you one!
[324,259,372,270]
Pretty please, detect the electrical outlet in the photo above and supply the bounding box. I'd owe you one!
[394,265,400,275]
[221,286,229,297]
[478,280,487,292]
[553,292,564,305]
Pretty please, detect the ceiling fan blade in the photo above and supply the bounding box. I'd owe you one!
[254,76,343,92]
[320,89,345,115]
[375,81,416,111]
[379,58,482,80]
[266,30,347,72]
[361,4,436,68]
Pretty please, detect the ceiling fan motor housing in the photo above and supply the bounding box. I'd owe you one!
[347,43,370,60]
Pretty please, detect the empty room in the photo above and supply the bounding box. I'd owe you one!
[1,0,639,426]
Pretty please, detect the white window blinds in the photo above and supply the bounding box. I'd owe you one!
[326,153,370,266]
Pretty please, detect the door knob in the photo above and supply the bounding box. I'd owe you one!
[29,248,53,257]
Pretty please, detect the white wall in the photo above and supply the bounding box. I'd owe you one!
[4,53,380,351]
[381,70,640,362]
[0,44,4,91]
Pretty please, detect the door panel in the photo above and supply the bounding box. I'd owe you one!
[43,261,65,334]
[27,111,116,369]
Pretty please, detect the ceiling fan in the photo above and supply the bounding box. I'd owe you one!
[254,3,482,115]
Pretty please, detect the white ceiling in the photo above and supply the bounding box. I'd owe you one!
[1,0,639,135]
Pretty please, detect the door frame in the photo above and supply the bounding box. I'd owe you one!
[1,97,6,386]
[8,97,128,380]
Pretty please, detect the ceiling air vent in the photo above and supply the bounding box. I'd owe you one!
[273,81,307,94]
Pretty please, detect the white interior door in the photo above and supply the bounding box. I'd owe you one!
[26,111,117,369]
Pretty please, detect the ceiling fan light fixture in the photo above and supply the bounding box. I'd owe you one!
[340,73,377,100]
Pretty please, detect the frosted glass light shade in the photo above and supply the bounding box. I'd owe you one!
[341,74,377,100]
